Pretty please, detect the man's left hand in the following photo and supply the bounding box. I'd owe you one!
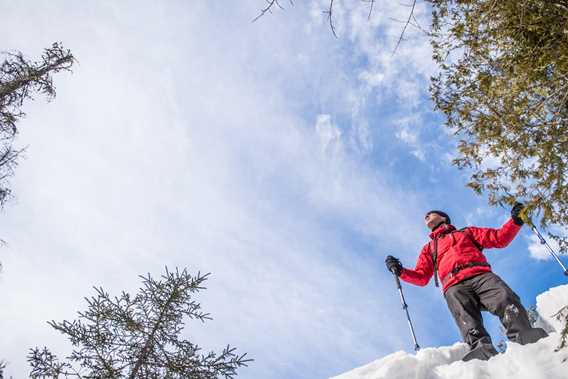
[511,202,525,226]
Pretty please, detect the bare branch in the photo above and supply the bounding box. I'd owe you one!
[252,0,293,23]
[367,0,376,21]
[393,0,417,54]
[323,0,338,38]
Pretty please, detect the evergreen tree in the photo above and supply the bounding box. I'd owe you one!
[0,42,73,205]
[28,268,251,379]
[430,0,568,250]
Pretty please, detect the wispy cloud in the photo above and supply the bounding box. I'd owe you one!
[308,0,438,165]
[527,234,561,261]
[0,1,439,378]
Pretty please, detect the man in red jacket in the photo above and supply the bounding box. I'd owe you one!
[385,204,548,361]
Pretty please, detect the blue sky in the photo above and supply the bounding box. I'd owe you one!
[0,1,566,378]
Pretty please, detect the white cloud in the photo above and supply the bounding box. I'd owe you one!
[464,206,499,226]
[394,116,426,161]
[0,1,435,378]
[411,149,426,161]
[308,0,438,163]
[527,233,561,261]
[350,117,373,153]
[344,1,434,97]
[358,70,385,87]
[316,114,343,156]
[396,128,418,145]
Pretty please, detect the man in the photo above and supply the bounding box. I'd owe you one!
[385,203,548,361]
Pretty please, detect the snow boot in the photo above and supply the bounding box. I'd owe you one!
[462,343,498,362]
[516,327,548,345]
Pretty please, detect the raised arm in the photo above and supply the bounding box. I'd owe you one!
[466,218,522,249]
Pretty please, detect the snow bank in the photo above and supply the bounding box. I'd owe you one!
[331,284,568,379]
[537,284,568,332]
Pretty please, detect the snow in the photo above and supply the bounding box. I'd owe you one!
[537,284,568,333]
[331,284,568,379]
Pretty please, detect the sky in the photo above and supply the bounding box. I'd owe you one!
[0,1,566,378]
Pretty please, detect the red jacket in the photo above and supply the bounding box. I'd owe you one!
[400,218,522,291]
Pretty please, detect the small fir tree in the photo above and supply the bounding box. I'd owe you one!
[28,268,251,378]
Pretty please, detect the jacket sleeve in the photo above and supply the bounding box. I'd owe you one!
[466,218,522,249]
[399,244,434,287]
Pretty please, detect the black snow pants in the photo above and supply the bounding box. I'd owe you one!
[444,272,534,353]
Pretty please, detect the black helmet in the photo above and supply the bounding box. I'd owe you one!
[425,210,451,225]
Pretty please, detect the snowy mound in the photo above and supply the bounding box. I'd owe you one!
[332,284,568,379]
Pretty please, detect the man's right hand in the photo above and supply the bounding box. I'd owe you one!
[385,255,403,276]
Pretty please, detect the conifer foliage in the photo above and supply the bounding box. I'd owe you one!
[430,1,568,250]
[0,42,73,205]
[28,268,251,378]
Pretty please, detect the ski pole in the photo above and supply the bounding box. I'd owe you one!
[391,271,421,351]
[527,223,568,276]
[504,199,568,276]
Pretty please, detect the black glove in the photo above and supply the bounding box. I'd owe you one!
[385,255,403,276]
[511,202,525,226]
